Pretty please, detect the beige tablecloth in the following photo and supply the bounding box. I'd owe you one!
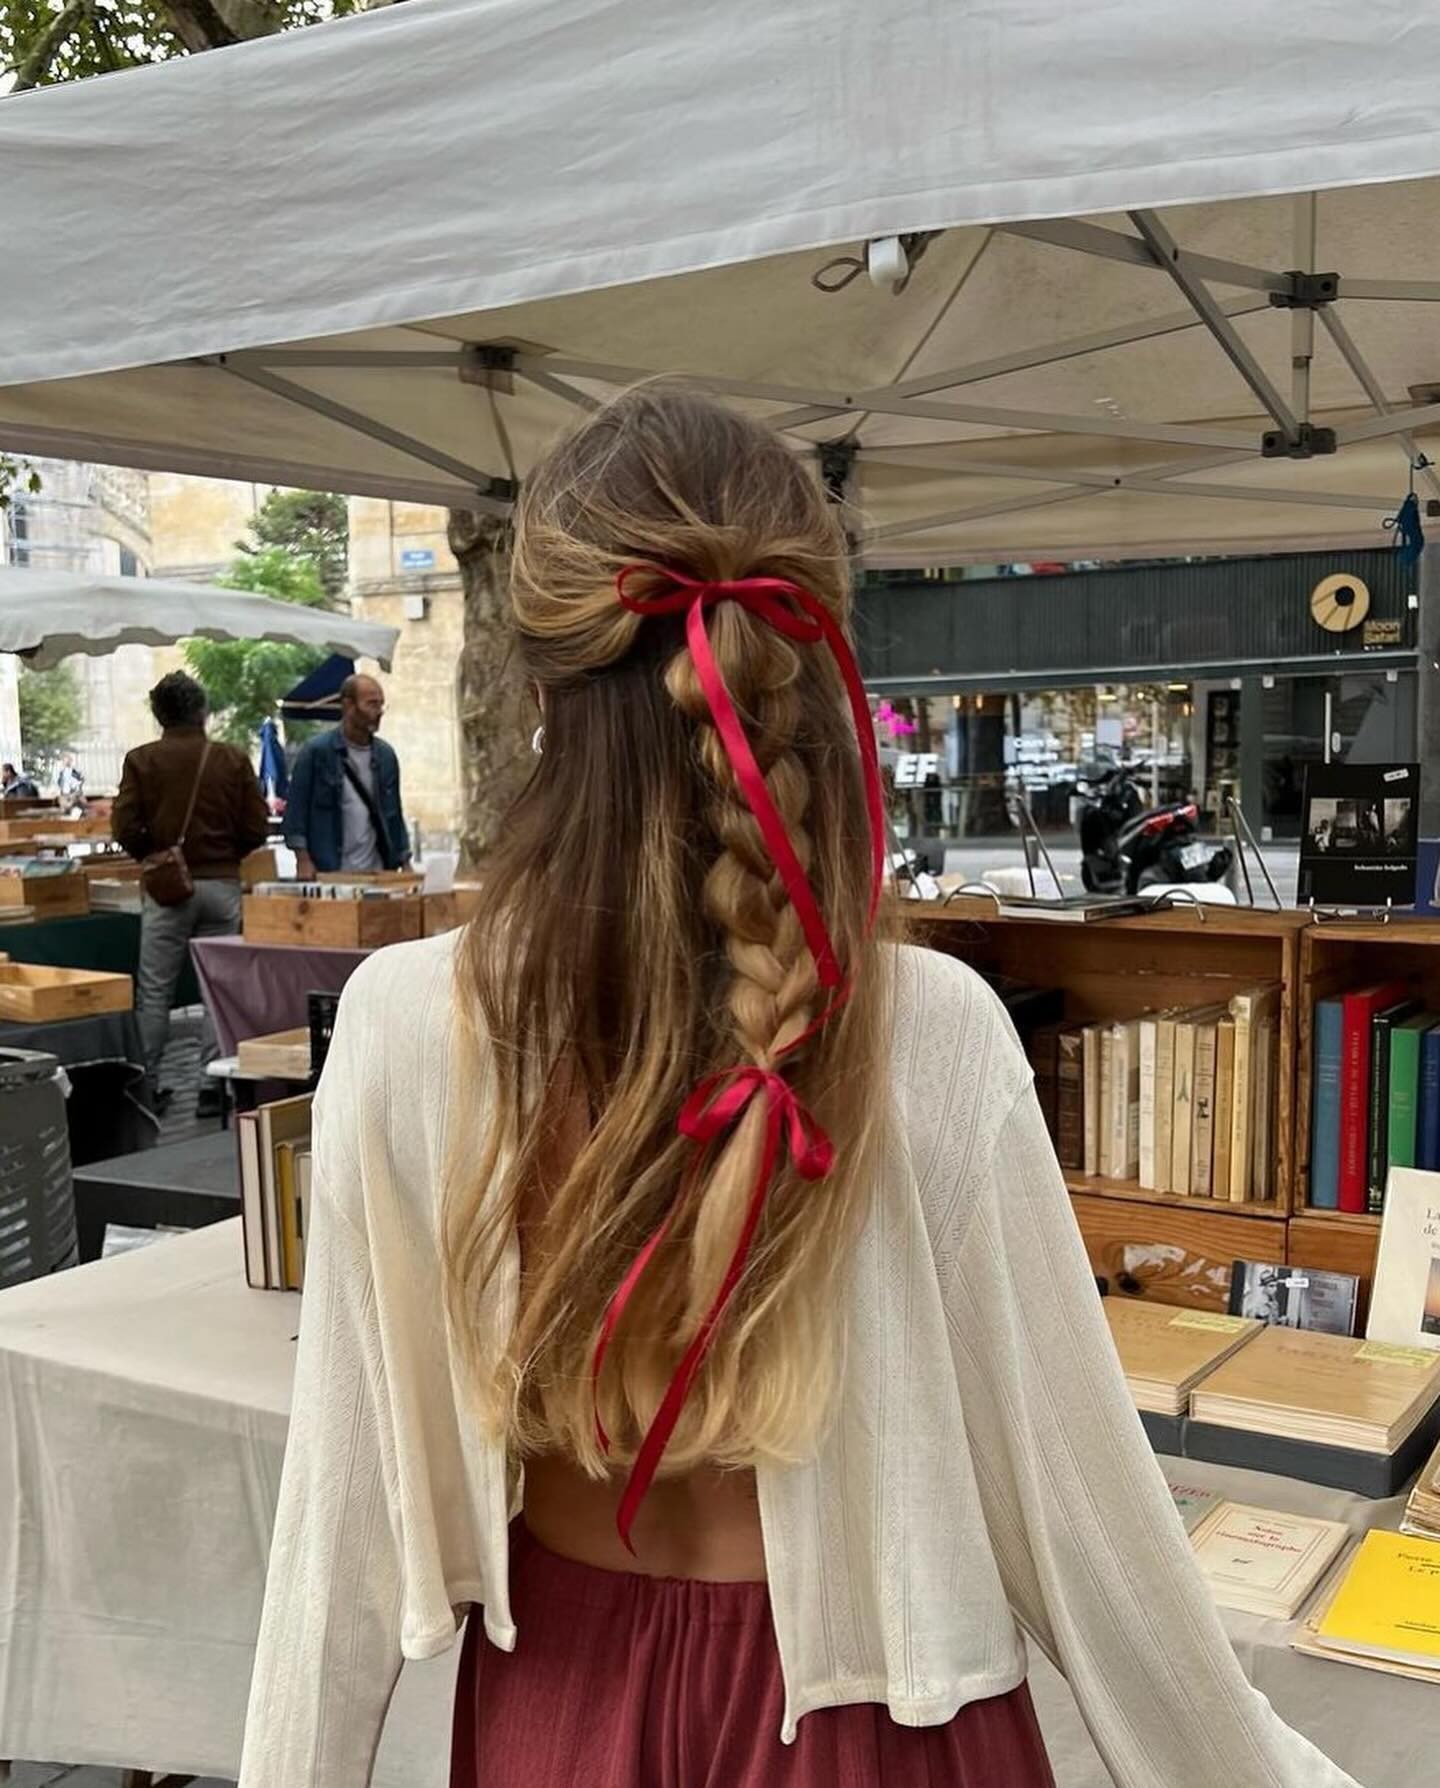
[0,1221,1428,1785]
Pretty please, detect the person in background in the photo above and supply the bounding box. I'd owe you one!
[1,763,40,800]
[284,674,410,877]
[113,672,268,1112]
[55,753,85,806]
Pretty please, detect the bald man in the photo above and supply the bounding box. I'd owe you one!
[284,674,411,877]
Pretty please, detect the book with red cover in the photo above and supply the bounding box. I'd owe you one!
[1339,982,1410,1212]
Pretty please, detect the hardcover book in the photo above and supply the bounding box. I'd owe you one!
[1055,1027,1084,1172]
[1228,1258,1359,1337]
[1369,999,1421,1212]
[1309,998,1345,1209]
[1339,982,1410,1213]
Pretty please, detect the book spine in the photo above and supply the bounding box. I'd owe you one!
[1339,994,1375,1213]
[1192,1022,1218,1198]
[277,1143,301,1292]
[1100,1025,1117,1179]
[1172,1020,1196,1195]
[1055,1030,1083,1171]
[1309,1000,1344,1209]
[237,1113,266,1290]
[1251,1020,1275,1201]
[1138,1018,1158,1189]
[1368,1013,1395,1216]
[1033,1025,1060,1144]
[1082,1026,1101,1178]
[1388,1024,1424,1176]
[1212,1018,1235,1204]
[1154,1019,1177,1194]
[1229,1001,1254,1202]
[1122,1023,1141,1180]
[1421,1027,1440,1174]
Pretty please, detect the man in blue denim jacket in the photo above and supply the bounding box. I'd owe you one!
[285,675,411,877]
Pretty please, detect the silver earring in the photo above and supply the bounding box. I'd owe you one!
[531,724,545,756]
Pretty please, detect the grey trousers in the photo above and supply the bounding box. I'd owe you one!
[136,878,243,1084]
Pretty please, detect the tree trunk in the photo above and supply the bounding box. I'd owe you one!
[448,508,532,869]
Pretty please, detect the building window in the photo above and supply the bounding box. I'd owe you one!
[119,548,139,578]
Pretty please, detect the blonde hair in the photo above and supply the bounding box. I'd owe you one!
[447,386,890,1476]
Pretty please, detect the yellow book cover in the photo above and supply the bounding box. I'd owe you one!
[1315,1529,1440,1669]
[276,1140,304,1291]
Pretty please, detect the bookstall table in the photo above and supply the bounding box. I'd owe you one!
[190,934,368,1056]
[0,1222,452,1787]
[1,911,200,1009]
[0,1222,1428,1787]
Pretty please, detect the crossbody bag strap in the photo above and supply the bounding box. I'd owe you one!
[342,751,395,866]
[177,740,213,847]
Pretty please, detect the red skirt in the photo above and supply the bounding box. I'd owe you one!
[451,1523,1056,1787]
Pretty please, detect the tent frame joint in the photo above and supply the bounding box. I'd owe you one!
[1261,423,1336,459]
[460,344,518,392]
[817,439,857,503]
[1268,270,1339,310]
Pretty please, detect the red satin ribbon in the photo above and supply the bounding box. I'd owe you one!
[592,565,884,1552]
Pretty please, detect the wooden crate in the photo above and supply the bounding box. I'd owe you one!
[1294,917,1440,1217]
[236,1026,311,1079]
[243,891,423,950]
[0,815,80,843]
[0,870,89,919]
[915,903,1308,1215]
[422,891,462,937]
[316,870,424,890]
[0,964,132,1022]
[79,856,140,882]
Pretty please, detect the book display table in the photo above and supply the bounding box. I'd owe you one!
[0,1222,1427,1787]
[190,934,367,1056]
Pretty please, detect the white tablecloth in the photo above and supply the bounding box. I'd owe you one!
[0,1221,1429,1786]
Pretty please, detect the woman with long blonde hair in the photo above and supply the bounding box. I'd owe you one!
[240,388,1360,1786]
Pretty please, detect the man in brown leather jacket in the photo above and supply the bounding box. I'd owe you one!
[113,672,269,1105]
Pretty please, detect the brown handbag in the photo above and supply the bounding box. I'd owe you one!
[141,740,212,908]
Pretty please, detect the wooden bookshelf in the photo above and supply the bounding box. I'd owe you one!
[910,903,1307,1311]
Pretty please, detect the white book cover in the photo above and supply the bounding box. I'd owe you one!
[1139,1016,1159,1189]
[1367,1167,1440,1352]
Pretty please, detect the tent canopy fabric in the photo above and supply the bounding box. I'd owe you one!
[0,568,399,670]
[2,0,1440,564]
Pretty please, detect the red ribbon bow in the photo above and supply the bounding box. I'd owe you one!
[594,565,884,1551]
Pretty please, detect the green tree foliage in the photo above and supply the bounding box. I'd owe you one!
[183,547,330,746]
[17,663,83,765]
[1,1,364,91]
[240,488,349,600]
[0,455,42,511]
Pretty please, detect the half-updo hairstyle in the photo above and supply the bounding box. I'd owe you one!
[447,386,889,1511]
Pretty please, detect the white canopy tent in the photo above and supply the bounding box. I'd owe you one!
[1,0,1440,564]
[0,568,399,670]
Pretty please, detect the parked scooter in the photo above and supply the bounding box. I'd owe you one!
[1077,766,1233,896]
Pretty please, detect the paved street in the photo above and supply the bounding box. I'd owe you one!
[931,837,1302,908]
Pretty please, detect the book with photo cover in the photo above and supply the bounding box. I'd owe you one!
[1367,1165,1440,1352]
[1298,761,1420,910]
[1228,1258,1360,1337]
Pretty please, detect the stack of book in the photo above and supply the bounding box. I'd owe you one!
[1402,1434,1440,1541]
[1032,984,1281,1200]
[1310,983,1440,1212]
[1188,1325,1440,1494]
[1295,1529,1440,1682]
[1104,1297,1262,1417]
[238,1091,314,1291]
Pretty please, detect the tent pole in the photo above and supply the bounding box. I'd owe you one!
[998,218,1291,294]
[1318,309,1440,502]
[1335,400,1440,445]
[1291,194,1317,426]
[210,361,515,511]
[1129,209,1299,441]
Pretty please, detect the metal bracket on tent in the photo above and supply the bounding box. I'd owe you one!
[1267,271,1339,310]
[460,344,517,393]
[1261,423,1337,459]
[817,440,857,504]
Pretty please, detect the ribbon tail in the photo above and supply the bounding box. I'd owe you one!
[615,1102,783,1553]
[592,1216,672,1454]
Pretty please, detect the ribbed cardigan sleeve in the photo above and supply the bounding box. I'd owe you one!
[237,1082,405,1785]
[942,1082,1367,1788]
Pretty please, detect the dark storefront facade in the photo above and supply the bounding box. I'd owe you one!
[857,550,1418,843]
